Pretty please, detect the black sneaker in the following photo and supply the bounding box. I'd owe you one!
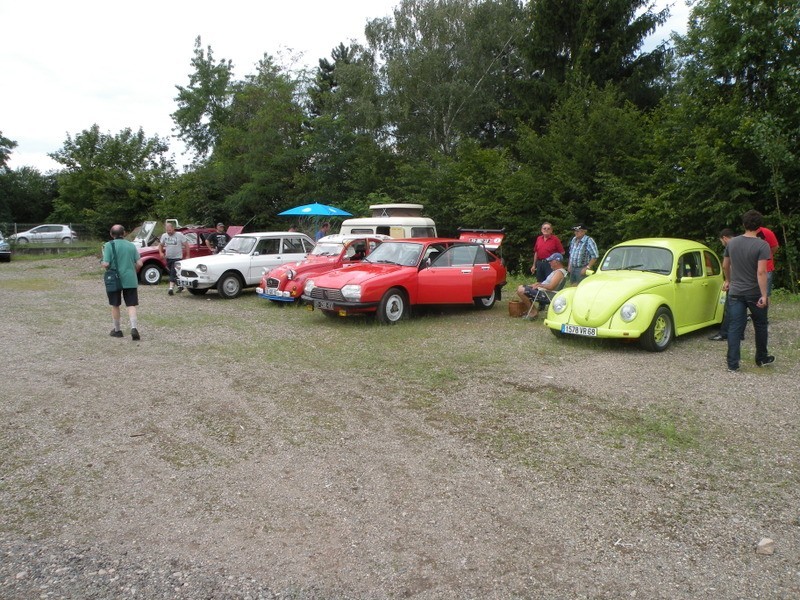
[727,366,739,373]
[109,329,123,338]
[168,288,174,296]
[131,328,141,341]
[755,355,775,367]
[176,286,184,293]
[708,333,726,341]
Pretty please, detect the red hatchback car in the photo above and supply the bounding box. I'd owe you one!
[256,234,388,303]
[301,238,507,323]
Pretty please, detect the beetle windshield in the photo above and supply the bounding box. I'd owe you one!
[601,246,672,274]
[223,236,256,254]
[365,241,423,266]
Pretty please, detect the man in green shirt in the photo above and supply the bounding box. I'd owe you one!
[102,224,143,340]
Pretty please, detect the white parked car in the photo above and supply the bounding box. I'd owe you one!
[176,231,315,298]
[10,224,78,244]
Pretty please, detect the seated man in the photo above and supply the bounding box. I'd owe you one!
[516,253,567,320]
[350,243,366,261]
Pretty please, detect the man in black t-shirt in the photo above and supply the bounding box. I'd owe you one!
[206,223,231,254]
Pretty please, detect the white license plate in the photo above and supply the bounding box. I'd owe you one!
[266,287,278,296]
[179,278,192,287]
[561,324,598,337]
[315,300,335,310]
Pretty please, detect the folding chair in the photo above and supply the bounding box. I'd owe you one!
[523,276,566,320]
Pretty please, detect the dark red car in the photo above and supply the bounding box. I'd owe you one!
[137,225,216,285]
[301,238,507,323]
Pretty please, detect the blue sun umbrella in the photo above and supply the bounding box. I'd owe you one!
[278,202,352,217]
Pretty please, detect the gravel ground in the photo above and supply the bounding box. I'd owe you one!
[1,255,799,599]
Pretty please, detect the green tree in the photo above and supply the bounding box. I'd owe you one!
[301,43,397,213]
[665,0,800,289]
[511,81,652,259]
[0,167,57,224]
[172,37,234,163]
[520,0,670,126]
[0,130,17,171]
[211,55,307,226]
[49,125,175,236]
[365,0,526,157]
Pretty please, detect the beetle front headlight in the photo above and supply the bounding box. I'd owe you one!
[552,296,568,314]
[341,284,361,302]
[620,302,638,322]
[197,264,207,273]
[286,268,296,280]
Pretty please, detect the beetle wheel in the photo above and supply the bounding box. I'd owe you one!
[640,306,673,352]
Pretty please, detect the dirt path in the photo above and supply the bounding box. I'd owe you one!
[1,256,798,598]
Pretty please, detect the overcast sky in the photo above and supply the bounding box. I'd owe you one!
[1,0,690,173]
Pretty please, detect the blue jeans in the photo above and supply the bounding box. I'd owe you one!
[718,293,746,340]
[719,293,730,338]
[726,295,769,369]
[569,268,586,285]
[166,258,180,283]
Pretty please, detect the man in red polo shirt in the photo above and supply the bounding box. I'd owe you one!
[531,222,565,283]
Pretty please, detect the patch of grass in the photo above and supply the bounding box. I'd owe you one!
[155,436,224,469]
[605,407,699,449]
[9,245,100,260]
[404,395,440,411]
[1,278,59,291]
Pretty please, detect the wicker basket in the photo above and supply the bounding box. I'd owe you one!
[508,300,526,318]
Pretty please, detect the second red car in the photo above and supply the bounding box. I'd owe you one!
[301,238,507,323]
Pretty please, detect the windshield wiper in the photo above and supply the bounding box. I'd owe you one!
[622,264,644,270]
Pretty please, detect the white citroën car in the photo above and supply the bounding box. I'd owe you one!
[176,231,315,298]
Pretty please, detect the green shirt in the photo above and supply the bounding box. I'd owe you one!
[103,239,140,289]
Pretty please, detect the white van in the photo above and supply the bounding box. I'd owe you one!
[339,203,437,238]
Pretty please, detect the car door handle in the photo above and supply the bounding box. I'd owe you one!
[461,269,472,274]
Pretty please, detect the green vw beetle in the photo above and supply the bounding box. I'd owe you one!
[544,238,725,351]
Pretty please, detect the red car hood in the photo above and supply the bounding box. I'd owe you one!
[294,254,338,272]
[311,263,406,287]
[269,254,337,277]
[137,245,160,258]
[572,271,670,325]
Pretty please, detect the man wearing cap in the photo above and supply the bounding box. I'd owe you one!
[531,221,565,283]
[206,222,231,255]
[516,253,568,319]
[567,224,599,285]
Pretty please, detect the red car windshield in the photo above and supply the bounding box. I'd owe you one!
[365,241,423,266]
[311,242,345,257]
